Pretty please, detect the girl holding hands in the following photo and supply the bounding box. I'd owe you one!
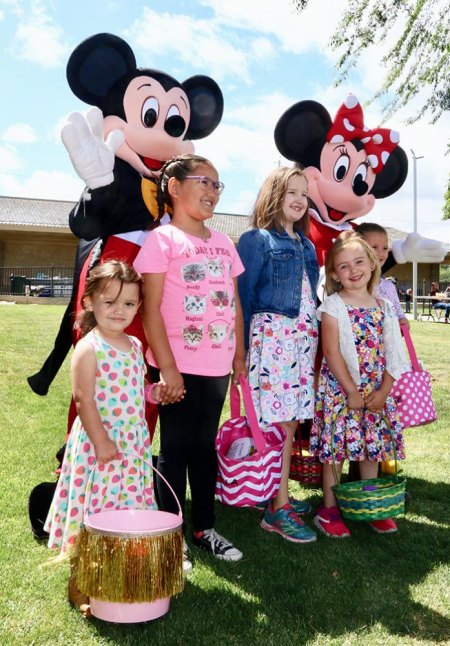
[45,261,157,613]
[237,166,319,544]
[310,231,407,538]
[134,154,246,569]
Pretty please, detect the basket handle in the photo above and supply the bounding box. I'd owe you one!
[400,324,421,372]
[83,450,183,524]
[229,376,268,453]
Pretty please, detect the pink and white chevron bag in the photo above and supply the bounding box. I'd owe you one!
[215,376,286,507]
[391,325,437,428]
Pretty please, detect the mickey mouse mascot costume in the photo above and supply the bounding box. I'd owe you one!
[28,33,224,436]
[274,93,445,269]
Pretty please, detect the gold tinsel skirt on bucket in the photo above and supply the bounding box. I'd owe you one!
[75,509,184,604]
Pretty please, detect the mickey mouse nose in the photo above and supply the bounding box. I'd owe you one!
[165,115,186,137]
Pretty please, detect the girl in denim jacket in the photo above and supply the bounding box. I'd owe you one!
[237,166,319,544]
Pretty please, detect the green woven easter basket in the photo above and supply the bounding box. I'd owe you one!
[331,415,406,522]
[332,474,405,521]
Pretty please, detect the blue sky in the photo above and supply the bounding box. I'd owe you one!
[0,0,449,242]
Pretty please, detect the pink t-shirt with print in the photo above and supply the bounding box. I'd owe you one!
[134,224,244,376]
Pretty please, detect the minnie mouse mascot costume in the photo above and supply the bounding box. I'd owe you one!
[274,93,445,270]
[274,93,445,484]
[28,33,224,437]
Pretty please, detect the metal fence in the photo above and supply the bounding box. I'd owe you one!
[0,266,74,297]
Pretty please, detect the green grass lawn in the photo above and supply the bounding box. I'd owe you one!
[0,304,449,645]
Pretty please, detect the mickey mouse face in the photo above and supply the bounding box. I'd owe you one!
[104,75,194,173]
[67,33,223,176]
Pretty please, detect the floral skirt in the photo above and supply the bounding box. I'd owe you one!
[310,362,405,464]
[247,311,319,426]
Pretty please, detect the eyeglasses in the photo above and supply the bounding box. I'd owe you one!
[184,176,225,195]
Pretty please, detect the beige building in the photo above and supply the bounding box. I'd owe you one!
[1,195,449,297]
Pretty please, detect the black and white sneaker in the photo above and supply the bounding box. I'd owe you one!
[192,528,243,561]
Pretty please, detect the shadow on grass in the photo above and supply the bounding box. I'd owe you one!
[79,477,449,645]
[185,478,449,644]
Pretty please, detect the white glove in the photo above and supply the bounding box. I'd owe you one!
[392,232,446,264]
[61,107,125,190]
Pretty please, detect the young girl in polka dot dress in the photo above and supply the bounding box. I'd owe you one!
[45,260,163,614]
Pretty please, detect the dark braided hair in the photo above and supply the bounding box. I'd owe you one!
[156,154,216,219]
[76,260,142,337]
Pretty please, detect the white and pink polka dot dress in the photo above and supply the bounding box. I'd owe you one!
[44,330,155,555]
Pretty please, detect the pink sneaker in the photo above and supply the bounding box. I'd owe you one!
[368,518,398,534]
[314,505,351,538]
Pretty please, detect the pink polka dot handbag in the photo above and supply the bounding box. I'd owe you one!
[391,325,437,428]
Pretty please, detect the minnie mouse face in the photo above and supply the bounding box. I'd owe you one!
[103,75,194,177]
[306,140,376,225]
[274,94,407,227]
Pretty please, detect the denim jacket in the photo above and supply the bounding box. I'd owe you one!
[237,228,319,348]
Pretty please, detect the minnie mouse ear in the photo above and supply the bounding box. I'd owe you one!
[274,100,331,167]
[371,146,408,198]
[66,33,136,109]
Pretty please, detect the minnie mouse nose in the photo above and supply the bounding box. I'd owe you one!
[353,178,369,197]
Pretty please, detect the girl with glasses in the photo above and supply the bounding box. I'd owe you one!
[134,154,246,571]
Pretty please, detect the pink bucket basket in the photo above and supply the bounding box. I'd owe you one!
[76,453,184,623]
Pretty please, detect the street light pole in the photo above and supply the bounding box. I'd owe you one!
[411,149,424,320]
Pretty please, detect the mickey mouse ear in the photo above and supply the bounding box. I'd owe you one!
[183,76,224,140]
[66,33,136,109]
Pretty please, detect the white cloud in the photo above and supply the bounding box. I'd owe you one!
[201,0,347,57]
[3,123,37,144]
[126,0,348,84]
[0,169,83,201]
[226,90,294,130]
[0,144,21,172]
[12,0,67,68]
[250,37,276,62]
[126,8,253,83]
[196,90,294,177]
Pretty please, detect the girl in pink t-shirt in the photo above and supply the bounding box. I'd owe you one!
[134,154,246,571]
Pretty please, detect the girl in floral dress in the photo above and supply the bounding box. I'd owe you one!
[310,232,407,538]
[237,166,319,544]
[44,260,163,614]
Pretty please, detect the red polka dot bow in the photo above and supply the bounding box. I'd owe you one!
[326,94,400,174]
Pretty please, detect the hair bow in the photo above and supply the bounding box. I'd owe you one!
[326,94,400,174]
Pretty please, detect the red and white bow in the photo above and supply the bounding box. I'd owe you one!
[326,94,400,174]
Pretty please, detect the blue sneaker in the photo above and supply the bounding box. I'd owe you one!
[261,503,317,543]
[289,498,312,516]
[253,498,312,515]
